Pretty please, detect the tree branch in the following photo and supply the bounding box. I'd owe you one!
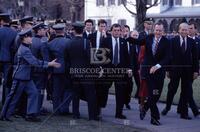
[122,0,137,15]
[126,0,136,6]
[146,0,159,9]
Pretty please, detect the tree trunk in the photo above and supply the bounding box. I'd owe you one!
[136,0,147,31]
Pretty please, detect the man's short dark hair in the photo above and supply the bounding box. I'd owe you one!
[98,19,107,26]
[188,21,197,29]
[110,23,121,31]
[85,19,93,25]
[123,25,130,31]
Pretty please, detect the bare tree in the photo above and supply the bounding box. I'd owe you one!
[122,0,159,30]
[65,0,84,22]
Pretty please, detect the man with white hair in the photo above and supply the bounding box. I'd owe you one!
[162,23,199,120]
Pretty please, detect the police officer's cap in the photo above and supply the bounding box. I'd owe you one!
[52,23,65,30]
[0,13,10,21]
[33,23,47,30]
[72,21,85,29]
[144,18,154,23]
[55,19,66,24]
[10,20,19,27]
[18,28,33,37]
[19,16,34,25]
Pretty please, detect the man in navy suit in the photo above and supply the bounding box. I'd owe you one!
[83,19,94,39]
[176,22,200,117]
[102,24,131,119]
[88,19,110,118]
[135,23,170,125]
[162,23,199,120]
[68,22,98,120]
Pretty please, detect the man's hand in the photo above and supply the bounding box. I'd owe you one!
[166,72,170,79]
[102,30,107,38]
[48,59,61,68]
[150,64,161,74]
[193,72,199,80]
[127,69,133,77]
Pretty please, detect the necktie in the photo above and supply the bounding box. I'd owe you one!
[181,37,185,53]
[113,38,119,65]
[153,39,159,55]
[99,32,103,45]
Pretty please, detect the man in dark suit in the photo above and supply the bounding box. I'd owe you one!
[88,19,110,119]
[83,19,94,39]
[135,22,170,125]
[176,22,200,117]
[161,23,199,120]
[102,24,131,119]
[122,25,140,109]
[68,22,98,120]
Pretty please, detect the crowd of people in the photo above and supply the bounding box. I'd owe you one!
[0,12,200,126]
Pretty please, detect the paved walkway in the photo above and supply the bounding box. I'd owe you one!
[76,95,200,132]
[0,89,199,132]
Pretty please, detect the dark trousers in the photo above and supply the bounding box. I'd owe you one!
[95,80,111,108]
[0,63,12,104]
[72,79,97,119]
[124,77,133,105]
[1,80,38,118]
[177,80,199,115]
[32,74,47,113]
[133,67,140,98]
[166,71,191,116]
[113,80,127,116]
[146,73,164,120]
[52,74,72,114]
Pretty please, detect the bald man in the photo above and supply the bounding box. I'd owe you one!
[162,23,199,120]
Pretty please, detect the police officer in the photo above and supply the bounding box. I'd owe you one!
[31,23,49,114]
[0,13,17,104]
[14,16,34,51]
[14,16,34,117]
[0,28,60,122]
[48,23,72,115]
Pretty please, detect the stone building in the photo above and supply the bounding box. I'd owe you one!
[147,0,200,33]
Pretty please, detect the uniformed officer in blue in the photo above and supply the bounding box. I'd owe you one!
[31,23,49,114]
[0,13,17,104]
[0,28,60,122]
[48,23,72,115]
[14,16,34,52]
[13,16,34,117]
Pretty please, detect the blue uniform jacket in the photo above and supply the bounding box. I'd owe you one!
[0,25,17,62]
[31,35,49,73]
[13,43,48,81]
[48,35,70,74]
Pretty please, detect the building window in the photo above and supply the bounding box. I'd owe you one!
[193,0,200,4]
[108,0,115,6]
[118,0,127,5]
[163,0,168,5]
[174,0,182,5]
[118,19,126,26]
[96,0,105,6]
[105,19,112,29]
